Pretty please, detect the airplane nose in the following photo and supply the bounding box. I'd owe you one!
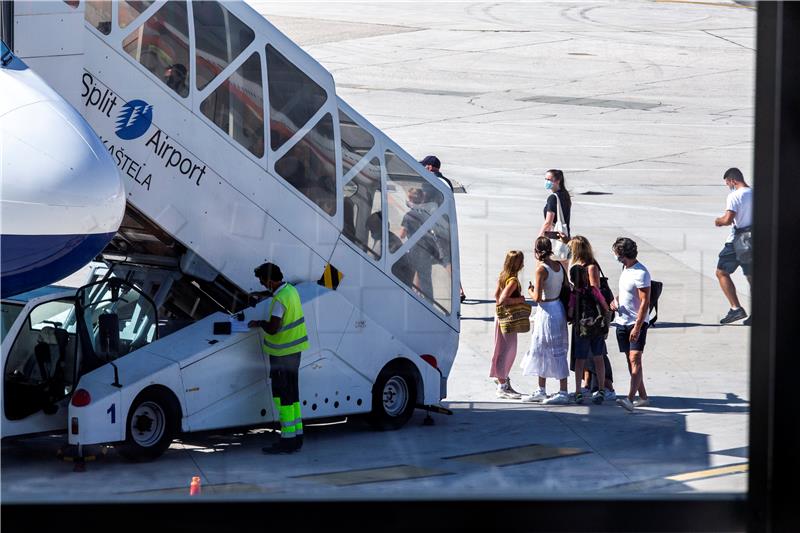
[1,96,125,297]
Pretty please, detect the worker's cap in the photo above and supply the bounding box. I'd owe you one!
[419,155,441,169]
[254,262,283,282]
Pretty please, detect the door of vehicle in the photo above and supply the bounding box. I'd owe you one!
[1,292,79,438]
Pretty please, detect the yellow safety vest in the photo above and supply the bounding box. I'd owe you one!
[261,284,310,356]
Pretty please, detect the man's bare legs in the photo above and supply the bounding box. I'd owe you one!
[626,350,647,401]
[716,268,742,309]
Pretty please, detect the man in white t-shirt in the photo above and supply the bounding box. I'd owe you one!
[610,237,651,412]
[714,168,753,325]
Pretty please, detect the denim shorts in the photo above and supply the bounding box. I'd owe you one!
[615,323,649,353]
[717,242,752,276]
[573,335,608,359]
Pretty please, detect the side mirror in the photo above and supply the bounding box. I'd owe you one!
[97,313,121,360]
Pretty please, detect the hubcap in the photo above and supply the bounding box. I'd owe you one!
[130,401,166,447]
[382,376,409,417]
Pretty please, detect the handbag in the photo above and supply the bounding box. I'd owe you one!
[496,302,532,334]
[550,193,571,261]
[557,265,571,317]
[732,226,752,265]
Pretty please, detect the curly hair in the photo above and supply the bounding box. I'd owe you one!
[612,237,638,260]
[534,236,553,261]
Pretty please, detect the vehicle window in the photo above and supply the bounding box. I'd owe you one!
[4,299,78,421]
[200,52,264,157]
[385,150,444,245]
[391,214,452,316]
[122,0,190,97]
[1,302,24,343]
[343,157,383,260]
[266,44,328,151]
[339,109,375,178]
[274,113,337,216]
[119,1,153,29]
[85,0,111,35]
[194,0,255,91]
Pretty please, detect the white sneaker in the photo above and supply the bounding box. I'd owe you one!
[633,398,651,408]
[497,388,522,400]
[505,379,524,398]
[543,391,569,405]
[616,397,635,412]
[521,389,547,403]
[604,389,617,401]
[591,390,605,404]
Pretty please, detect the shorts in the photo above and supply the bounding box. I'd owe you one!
[717,242,752,276]
[573,335,608,360]
[615,323,649,353]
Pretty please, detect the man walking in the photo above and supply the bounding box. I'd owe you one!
[248,262,309,454]
[420,155,466,303]
[610,238,651,412]
[714,167,753,325]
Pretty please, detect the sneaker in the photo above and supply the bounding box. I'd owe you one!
[574,392,585,404]
[720,307,747,324]
[633,398,650,408]
[604,389,617,401]
[591,390,605,404]
[505,379,524,398]
[616,398,635,412]
[521,389,548,403]
[543,391,569,405]
[497,388,522,400]
[742,316,752,326]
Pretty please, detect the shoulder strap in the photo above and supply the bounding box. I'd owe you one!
[553,192,569,236]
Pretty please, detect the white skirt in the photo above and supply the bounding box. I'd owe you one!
[520,300,570,380]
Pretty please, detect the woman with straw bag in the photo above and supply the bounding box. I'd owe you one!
[491,250,529,399]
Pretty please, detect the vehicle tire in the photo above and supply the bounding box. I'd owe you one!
[367,361,418,430]
[118,388,179,462]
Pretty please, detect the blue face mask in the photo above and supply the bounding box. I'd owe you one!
[545,180,554,190]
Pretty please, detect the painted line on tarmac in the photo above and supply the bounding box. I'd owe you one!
[665,462,749,482]
[465,193,718,217]
[291,464,454,486]
[442,444,588,467]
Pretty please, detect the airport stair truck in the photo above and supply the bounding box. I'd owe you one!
[1,0,459,460]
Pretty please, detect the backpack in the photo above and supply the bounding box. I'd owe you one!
[648,280,663,327]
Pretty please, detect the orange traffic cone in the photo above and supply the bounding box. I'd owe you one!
[190,476,201,496]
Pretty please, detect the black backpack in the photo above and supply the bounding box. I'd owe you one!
[648,280,663,326]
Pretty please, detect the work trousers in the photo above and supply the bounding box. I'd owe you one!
[269,353,302,439]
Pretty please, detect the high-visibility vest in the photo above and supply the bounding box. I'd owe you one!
[261,284,310,356]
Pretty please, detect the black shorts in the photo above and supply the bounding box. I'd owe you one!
[573,335,608,359]
[615,323,649,353]
[717,242,752,276]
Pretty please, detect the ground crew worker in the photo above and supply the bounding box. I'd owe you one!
[248,262,309,454]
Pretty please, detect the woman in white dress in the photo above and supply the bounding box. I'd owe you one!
[521,237,570,404]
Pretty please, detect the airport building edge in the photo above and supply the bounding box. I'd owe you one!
[0,0,459,460]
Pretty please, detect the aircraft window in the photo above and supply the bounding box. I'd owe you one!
[200,52,264,158]
[122,0,190,98]
[274,113,337,216]
[1,302,24,344]
[194,1,255,91]
[339,109,375,178]
[391,214,452,316]
[343,157,383,260]
[63,1,80,8]
[85,0,111,35]
[266,44,328,151]
[119,1,153,29]
[385,150,444,245]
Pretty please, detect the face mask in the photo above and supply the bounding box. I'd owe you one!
[545,180,553,190]
[615,255,624,263]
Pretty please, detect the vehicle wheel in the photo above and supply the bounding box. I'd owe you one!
[368,362,418,430]
[118,388,179,462]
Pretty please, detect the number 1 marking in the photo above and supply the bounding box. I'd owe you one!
[107,403,116,424]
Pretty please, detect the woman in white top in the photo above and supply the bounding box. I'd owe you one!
[521,237,570,404]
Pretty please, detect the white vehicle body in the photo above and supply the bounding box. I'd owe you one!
[4,0,459,458]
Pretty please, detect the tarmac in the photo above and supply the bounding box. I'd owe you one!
[1,0,754,501]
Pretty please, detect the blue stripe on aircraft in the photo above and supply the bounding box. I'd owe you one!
[1,232,115,298]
